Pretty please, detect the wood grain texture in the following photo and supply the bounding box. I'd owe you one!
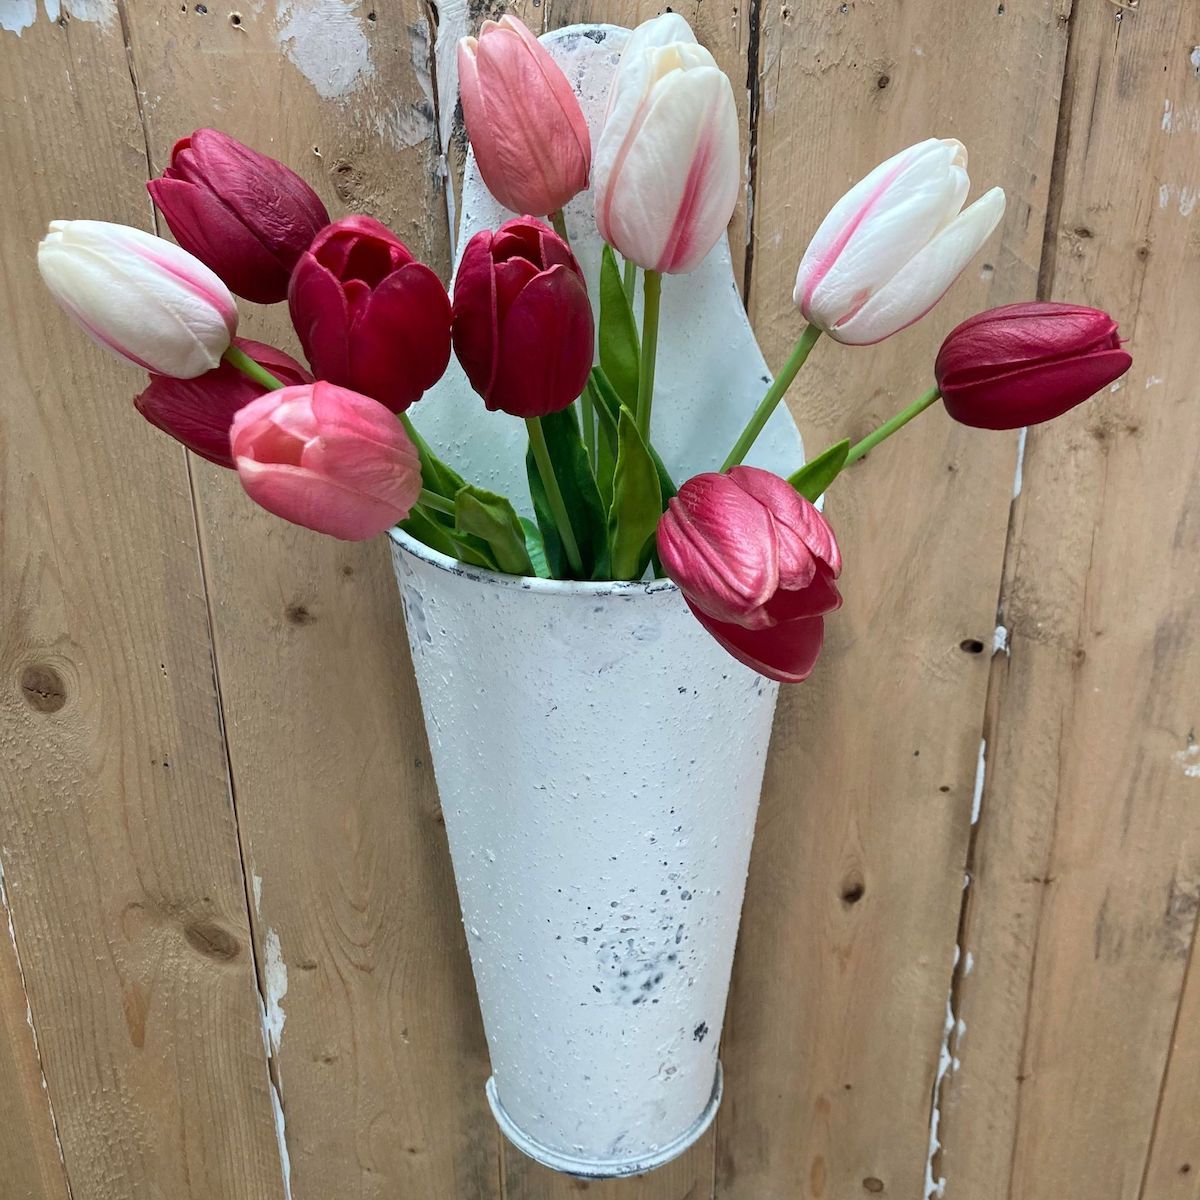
[0,12,287,1200]
[938,4,1200,1198]
[116,3,501,1198]
[718,2,1072,1197]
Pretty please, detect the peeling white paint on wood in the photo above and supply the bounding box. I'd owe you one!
[971,738,987,826]
[992,625,1009,656]
[1175,745,1200,779]
[275,0,374,100]
[262,927,288,1054]
[1012,426,1027,498]
[0,0,114,35]
[252,872,263,916]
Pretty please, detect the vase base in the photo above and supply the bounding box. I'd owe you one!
[486,1063,724,1179]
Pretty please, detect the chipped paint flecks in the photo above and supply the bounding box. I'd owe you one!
[262,927,288,1054]
[0,0,114,35]
[1175,744,1200,779]
[275,0,374,100]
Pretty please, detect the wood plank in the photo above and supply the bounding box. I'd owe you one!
[118,2,501,1196]
[0,11,287,1200]
[937,4,1200,1198]
[0,878,70,1200]
[718,2,1072,1197]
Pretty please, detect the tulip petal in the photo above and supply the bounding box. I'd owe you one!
[727,465,842,576]
[833,185,1006,345]
[762,566,842,623]
[798,139,970,328]
[288,256,352,382]
[689,602,826,684]
[488,265,594,417]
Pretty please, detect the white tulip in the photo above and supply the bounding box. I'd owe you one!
[793,139,1006,345]
[593,14,741,275]
[38,220,237,378]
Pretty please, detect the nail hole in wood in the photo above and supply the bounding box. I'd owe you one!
[840,877,866,906]
[876,73,890,89]
[229,10,241,23]
[863,1180,885,1194]
[960,638,985,654]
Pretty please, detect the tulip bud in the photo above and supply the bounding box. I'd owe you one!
[458,16,591,217]
[593,13,741,274]
[657,466,842,683]
[37,219,237,378]
[230,381,422,541]
[134,338,312,468]
[934,301,1132,430]
[452,216,594,418]
[793,138,1006,345]
[289,216,452,413]
[148,128,331,305]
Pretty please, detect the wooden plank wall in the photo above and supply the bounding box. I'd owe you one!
[0,1,1195,1198]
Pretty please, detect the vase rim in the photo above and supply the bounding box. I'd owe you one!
[388,528,681,598]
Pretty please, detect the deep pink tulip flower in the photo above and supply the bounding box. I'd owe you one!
[452,216,594,419]
[134,338,311,468]
[148,128,330,305]
[935,301,1133,429]
[657,466,842,684]
[230,381,422,541]
[289,216,452,413]
[458,15,591,217]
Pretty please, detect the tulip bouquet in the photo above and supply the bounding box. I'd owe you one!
[36,12,1132,687]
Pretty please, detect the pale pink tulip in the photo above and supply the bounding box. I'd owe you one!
[37,219,237,377]
[231,382,422,541]
[793,138,1006,345]
[593,13,740,274]
[458,15,591,217]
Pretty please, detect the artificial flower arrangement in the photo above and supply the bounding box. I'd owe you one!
[35,11,1131,686]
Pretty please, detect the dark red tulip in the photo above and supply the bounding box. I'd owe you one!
[657,466,842,684]
[935,301,1132,430]
[148,128,330,305]
[289,215,452,413]
[451,216,594,418]
[134,338,311,468]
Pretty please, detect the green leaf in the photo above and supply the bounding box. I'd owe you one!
[401,506,497,570]
[608,407,663,580]
[599,244,640,409]
[519,518,552,579]
[590,366,677,502]
[787,439,850,503]
[406,420,467,509]
[453,485,535,576]
[525,407,611,580]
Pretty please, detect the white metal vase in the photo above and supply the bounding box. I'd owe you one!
[388,22,807,1178]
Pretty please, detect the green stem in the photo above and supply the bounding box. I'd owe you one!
[580,384,596,470]
[622,257,636,302]
[223,344,286,391]
[526,416,583,576]
[418,488,456,517]
[549,209,570,243]
[844,387,942,466]
[721,323,821,471]
[636,269,662,440]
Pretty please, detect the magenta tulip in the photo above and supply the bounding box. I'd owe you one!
[148,129,330,305]
[134,338,311,468]
[230,381,422,541]
[935,301,1132,429]
[657,466,842,684]
[458,15,591,216]
[288,216,452,413]
[452,216,594,418]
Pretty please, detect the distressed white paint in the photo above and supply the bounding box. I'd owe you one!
[992,624,1009,656]
[1161,99,1200,135]
[0,0,113,34]
[1012,426,1027,498]
[269,1076,293,1200]
[964,950,975,976]
[1192,46,1200,78]
[1145,375,1164,389]
[971,738,987,826]
[262,928,288,1054]
[924,989,955,1199]
[1158,183,1199,217]
[431,0,468,255]
[1175,745,1200,779]
[275,0,374,100]
[252,872,263,915]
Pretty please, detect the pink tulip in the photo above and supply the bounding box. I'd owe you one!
[134,338,312,468]
[148,128,331,305]
[230,381,422,540]
[657,466,842,683]
[37,219,237,378]
[935,301,1132,429]
[289,215,452,413]
[458,16,591,216]
[452,216,594,418]
[592,13,740,274]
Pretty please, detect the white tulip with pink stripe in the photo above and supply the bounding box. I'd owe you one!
[37,219,238,378]
[592,13,740,275]
[793,138,1006,346]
